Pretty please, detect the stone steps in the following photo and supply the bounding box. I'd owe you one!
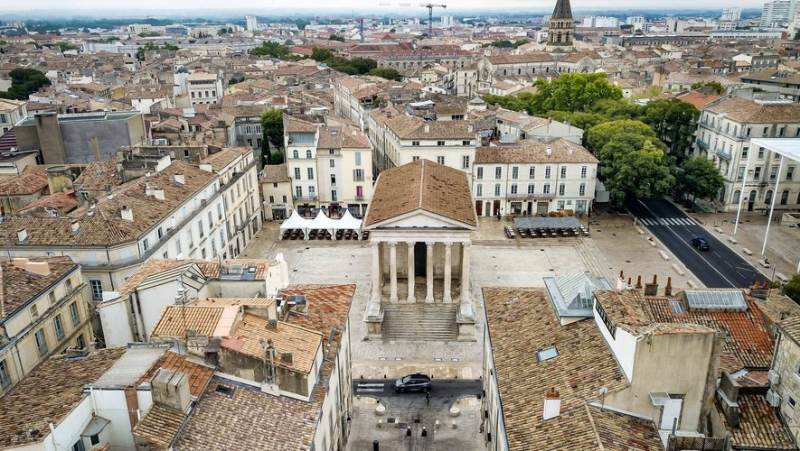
[382,304,458,341]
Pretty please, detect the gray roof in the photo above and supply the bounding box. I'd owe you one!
[545,272,612,319]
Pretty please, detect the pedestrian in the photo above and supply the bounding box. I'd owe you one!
[426,391,431,405]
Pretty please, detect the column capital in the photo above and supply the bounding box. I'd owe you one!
[370,240,380,248]
[388,241,397,249]
[462,241,471,249]
[405,241,416,247]
[425,241,435,248]
[443,241,453,248]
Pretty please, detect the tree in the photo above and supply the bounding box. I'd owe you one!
[592,99,645,120]
[691,81,725,95]
[350,57,377,74]
[260,109,285,163]
[137,31,160,38]
[0,68,51,100]
[329,34,346,42]
[251,41,291,59]
[490,40,514,48]
[586,119,658,153]
[786,274,800,303]
[674,157,725,204]
[311,47,335,63]
[530,72,623,114]
[56,41,78,51]
[367,68,402,81]
[605,140,675,201]
[643,98,700,153]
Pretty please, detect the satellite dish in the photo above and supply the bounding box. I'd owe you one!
[599,386,608,396]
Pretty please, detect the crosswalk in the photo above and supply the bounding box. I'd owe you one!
[638,217,700,227]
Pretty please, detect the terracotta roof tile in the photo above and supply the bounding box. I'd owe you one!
[589,405,662,450]
[131,404,187,450]
[366,159,476,228]
[719,394,797,450]
[201,147,249,173]
[260,163,291,183]
[477,139,598,165]
[0,256,78,322]
[136,351,215,397]
[706,97,800,123]
[150,305,227,338]
[0,173,48,196]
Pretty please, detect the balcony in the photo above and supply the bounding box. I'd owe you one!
[356,195,364,201]
[715,148,732,160]
[508,192,534,200]
[293,195,318,202]
[695,137,709,150]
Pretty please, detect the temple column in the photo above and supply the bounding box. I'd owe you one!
[370,241,381,301]
[460,242,471,304]
[389,241,398,302]
[406,241,416,303]
[443,242,452,303]
[425,241,434,303]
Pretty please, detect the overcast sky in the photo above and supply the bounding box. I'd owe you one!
[3,0,765,12]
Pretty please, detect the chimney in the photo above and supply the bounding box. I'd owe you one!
[546,147,552,156]
[145,183,153,196]
[635,275,642,289]
[543,388,561,420]
[12,258,29,269]
[467,124,474,133]
[174,173,185,185]
[644,275,658,296]
[423,124,430,133]
[153,187,165,201]
[568,147,573,155]
[199,163,213,173]
[107,193,114,202]
[664,277,673,296]
[71,220,80,234]
[121,205,134,221]
[17,228,28,244]
[26,261,50,276]
[718,371,740,428]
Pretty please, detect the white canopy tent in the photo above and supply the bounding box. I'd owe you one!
[335,210,363,239]
[308,210,339,240]
[279,210,311,240]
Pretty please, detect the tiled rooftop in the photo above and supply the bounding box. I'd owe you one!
[0,173,48,196]
[201,147,249,173]
[478,138,598,165]
[706,97,800,123]
[131,404,187,450]
[366,159,476,228]
[150,305,228,338]
[260,163,291,183]
[136,350,215,397]
[718,394,797,450]
[0,348,127,448]
[0,256,78,323]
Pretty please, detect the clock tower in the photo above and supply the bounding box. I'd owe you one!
[547,0,575,51]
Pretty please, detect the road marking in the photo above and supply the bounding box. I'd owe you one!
[357,383,385,387]
[356,388,384,393]
[635,200,739,288]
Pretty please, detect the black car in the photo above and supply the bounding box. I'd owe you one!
[393,373,432,393]
[691,237,710,251]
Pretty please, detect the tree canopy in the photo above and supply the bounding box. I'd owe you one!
[260,109,285,166]
[137,31,160,38]
[604,140,675,202]
[674,156,725,203]
[367,67,402,81]
[586,119,658,153]
[136,42,178,61]
[0,68,51,100]
[311,48,378,75]
[643,98,700,153]
[251,41,291,59]
[691,80,725,95]
[328,34,346,42]
[530,72,623,114]
[786,274,800,304]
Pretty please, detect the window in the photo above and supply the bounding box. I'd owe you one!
[35,329,47,356]
[770,166,779,181]
[462,140,471,146]
[357,186,363,199]
[763,126,769,137]
[198,220,204,238]
[355,152,362,166]
[462,155,470,169]
[558,183,565,196]
[0,359,9,389]
[765,190,773,204]
[527,184,535,194]
[76,334,85,349]
[790,396,797,408]
[476,184,483,196]
[331,190,338,201]
[579,183,586,196]
[536,346,558,362]
[529,167,535,178]
[510,184,518,194]
[72,440,86,451]
[437,141,445,146]
[512,167,519,179]
[90,434,100,446]
[294,168,301,180]
[30,304,39,320]
[560,166,567,178]
[330,159,335,168]
[412,156,420,161]
[211,237,217,255]
[545,166,551,179]
[754,166,762,180]
[307,168,314,180]
[494,184,501,196]
[90,280,103,300]
[306,150,312,159]
[328,149,334,155]
[495,167,502,179]
[54,315,64,340]
[477,167,483,179]
[758,147,765,159]
[282,195,287,203]
[354,169,365,181]
[293,150,299,159]
[436,156,445,164]
[412,141,420,146]
[295,186,302,198]
[49,291,56,305]
[543,184,551,194]
[308,186,316,197]
[580,166,587,179]
[742,147,748,159]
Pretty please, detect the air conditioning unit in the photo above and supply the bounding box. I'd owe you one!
[766,389,782,407]
[768,369,781,386]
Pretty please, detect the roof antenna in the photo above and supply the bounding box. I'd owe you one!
[599,386,608,411]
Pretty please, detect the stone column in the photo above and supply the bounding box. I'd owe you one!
[389,241,398,302]
[443,242,452,303]
[370,241,381,301]
[406,242,416,303]
[460,242,471,304]
[425,241,435,303]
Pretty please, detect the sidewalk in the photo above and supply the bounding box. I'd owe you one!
[678,203,799,283]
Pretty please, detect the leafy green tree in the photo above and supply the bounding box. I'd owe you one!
[269,150,284,165]
[482,92,537,114]
[137,31,160,38]
[591,99,645,120]
[251,41,291,59]
[350,57,378,74]
[368,67,402,81]
[674,156,725,204]
[530,72,623,114]
[512,39,531,48]
[643,98,700,153]
[605,140,675,201]
[786,274,800,303]
[56,41,78,51]
[586,119,658,153]
[311,47,335,63]
[260,109,285,162]
[0,68,51,100]
[490,40,514,48]
[690,81,725,95]
[0,40,8,46]
[329,34,346,42]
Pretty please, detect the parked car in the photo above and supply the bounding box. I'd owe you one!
[393,373,432,393]
[691,237,710,251]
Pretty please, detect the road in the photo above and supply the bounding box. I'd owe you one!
[626,198,766,288]
[354,378,483,399]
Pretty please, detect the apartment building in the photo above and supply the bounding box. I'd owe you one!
[333,76,386,131]
[0,148,260,306]
[695,97,800,211]
[473,139,598,216]
[0,257,93,395]
[261,163,293,221]
[0,98,27,135]
[185,73,223,106]
[284,115,375,217]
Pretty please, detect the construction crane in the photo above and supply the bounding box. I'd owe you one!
[420,3,446,37]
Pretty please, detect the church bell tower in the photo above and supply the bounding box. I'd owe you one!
[547,0,575,51]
